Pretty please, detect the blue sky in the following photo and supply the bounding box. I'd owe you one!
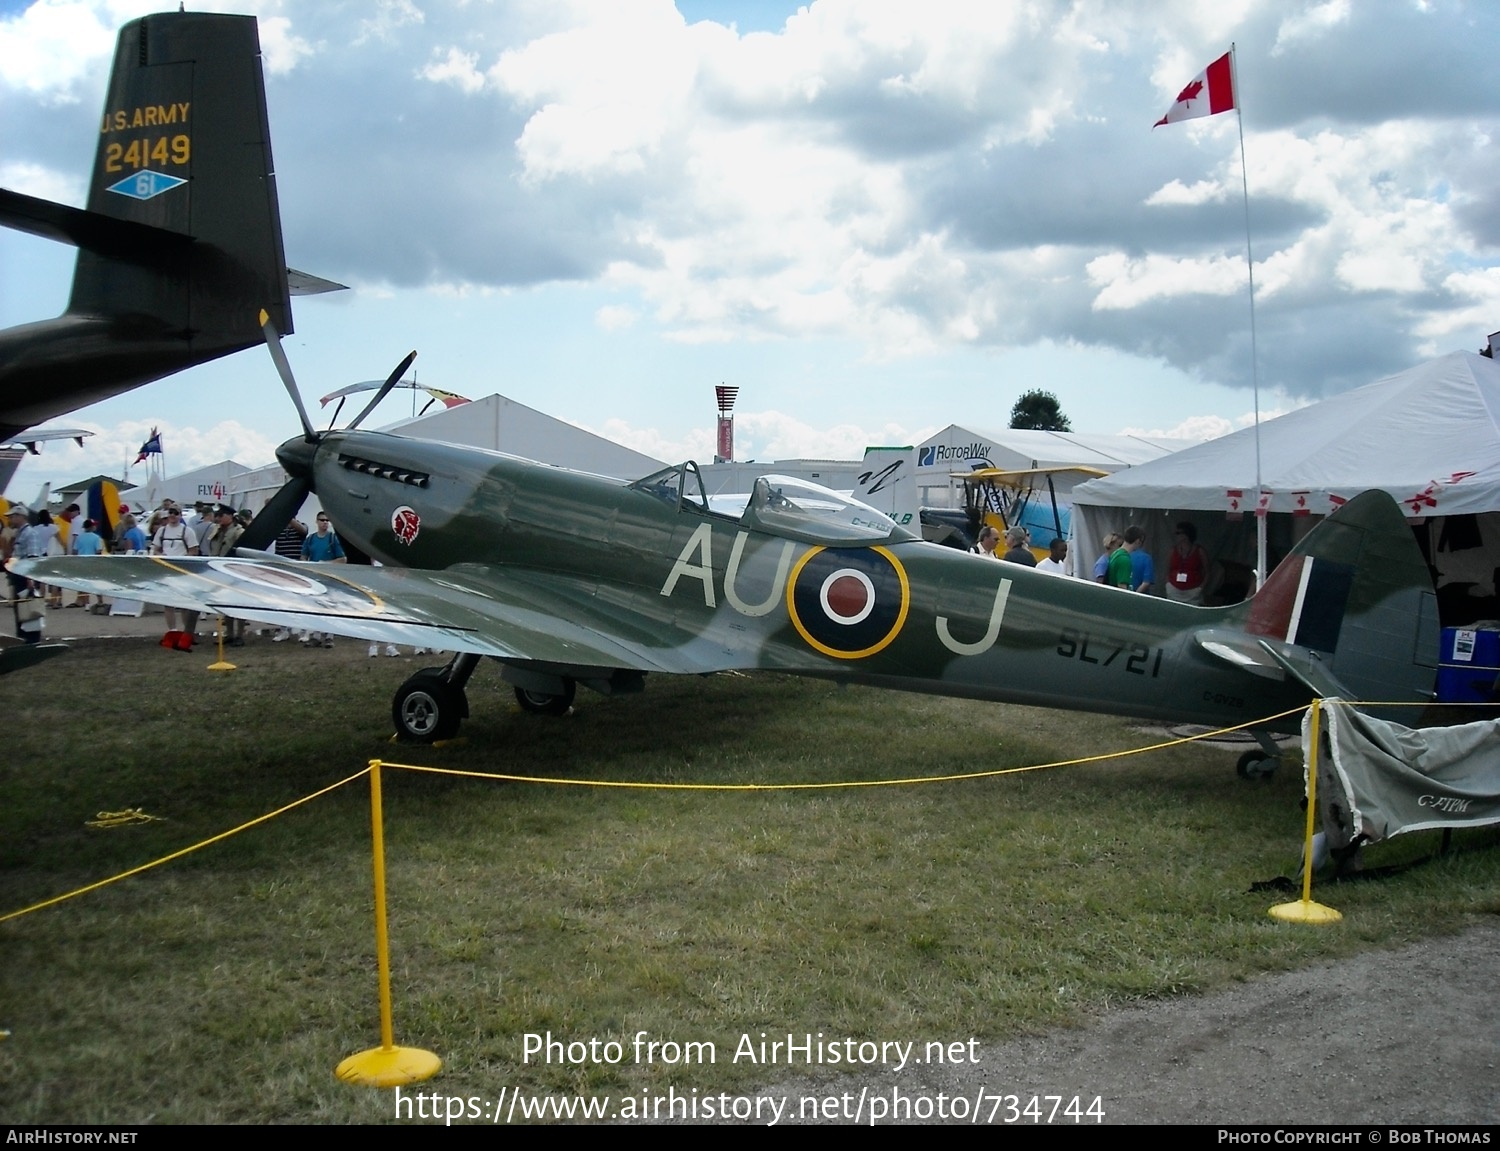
[3,0,1497,492]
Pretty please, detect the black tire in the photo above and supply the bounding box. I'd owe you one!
[513,680,576,716]
[393,673,464,742]
[1236,750,1278,779]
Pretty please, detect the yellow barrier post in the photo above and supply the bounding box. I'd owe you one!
[206,614,236,672]
[336,760,442,1086]
[1270,699,1342,924]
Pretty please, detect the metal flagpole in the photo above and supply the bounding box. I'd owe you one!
[1230,43,1267,588]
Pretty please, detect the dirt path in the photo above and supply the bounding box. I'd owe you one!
[758,919,1500,1124]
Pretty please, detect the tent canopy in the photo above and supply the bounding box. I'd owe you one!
[1072,352,1500,519]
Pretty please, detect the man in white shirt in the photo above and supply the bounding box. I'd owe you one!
[1036,537,1070,576]
[151,506,200,648]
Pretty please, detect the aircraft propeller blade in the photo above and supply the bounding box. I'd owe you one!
[346,350,418,432]
[259,309,317,443]
[236,475,312,553]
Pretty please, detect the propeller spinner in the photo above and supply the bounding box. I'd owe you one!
[237,312,415,553]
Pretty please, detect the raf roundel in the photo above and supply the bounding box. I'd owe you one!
[391,505,421,546]
[786,546,909,659]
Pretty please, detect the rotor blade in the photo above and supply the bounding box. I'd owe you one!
[236,475,312,553]
[346,350,418,431]
[259,309,317,442]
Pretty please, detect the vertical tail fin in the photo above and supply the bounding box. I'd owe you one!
[853,446,919,532]
[73,12,290,343]
[0,13,319,438]
[1236,490,1439,713]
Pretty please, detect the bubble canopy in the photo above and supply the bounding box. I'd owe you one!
[630,464,912,546]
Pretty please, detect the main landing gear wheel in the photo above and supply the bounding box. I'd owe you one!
[514,680,576,716]
[393,672,466,742]
[1236,750,1280,779]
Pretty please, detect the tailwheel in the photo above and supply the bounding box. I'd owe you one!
[514,680,576,716]
[393,672,466,742]
[1236,750,1279,779]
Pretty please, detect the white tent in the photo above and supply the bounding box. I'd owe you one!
[1070,352,1500,613]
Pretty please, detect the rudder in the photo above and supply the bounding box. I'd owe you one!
[1240,490,1439,714]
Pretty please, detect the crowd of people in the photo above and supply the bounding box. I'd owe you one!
[966,518,1216,600]
[2,497,425,656]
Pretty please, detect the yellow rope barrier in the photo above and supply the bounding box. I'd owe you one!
[5,696,1466,926]
[377,705,1311,791]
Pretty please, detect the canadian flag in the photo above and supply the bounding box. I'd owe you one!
[1154,51,1236,128]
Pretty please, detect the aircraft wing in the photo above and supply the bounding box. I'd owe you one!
[9,554,746,675]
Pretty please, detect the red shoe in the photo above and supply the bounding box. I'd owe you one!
[161,631,179,648]
[174,631,195,651]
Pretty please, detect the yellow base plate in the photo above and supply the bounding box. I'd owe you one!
[1268,899,1343,924]
[336,1045,442,1087]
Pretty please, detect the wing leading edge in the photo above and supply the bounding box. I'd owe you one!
[10,554,745,675]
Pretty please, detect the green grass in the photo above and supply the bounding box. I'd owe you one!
[2,637,1497,1122]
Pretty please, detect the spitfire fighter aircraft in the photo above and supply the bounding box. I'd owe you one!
[14,328,1440,767]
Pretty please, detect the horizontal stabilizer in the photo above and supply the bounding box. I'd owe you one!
[0,188,190,266]
[288,269,349,296]
[1256,638,1355,700]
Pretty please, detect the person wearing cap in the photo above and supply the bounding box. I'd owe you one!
[1001,527,1037,566]
[4,504,47,642]
[151,505,200,649]
[4,503,33,594]
[200,504,246,645]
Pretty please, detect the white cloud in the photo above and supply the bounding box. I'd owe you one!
[356,0,423,46]
[1120,415,1235,441]
[0,1,116,97]
[1086,251,1245,310]
[257,15,314,74]
[492,1,700,180]
[1414,268,1500,353]
[594,304,639,331]
[732,409,936,461]
[1271,0,1350,56]
[1120,399,1304,442]
[0,160,83,205]
[422,46,485,94]
[1146,178,1228,207]
[586,417,709,464]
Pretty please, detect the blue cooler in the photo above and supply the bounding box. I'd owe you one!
[1436,627,1500,703]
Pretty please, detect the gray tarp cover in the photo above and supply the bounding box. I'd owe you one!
[1308,701,1500,848]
